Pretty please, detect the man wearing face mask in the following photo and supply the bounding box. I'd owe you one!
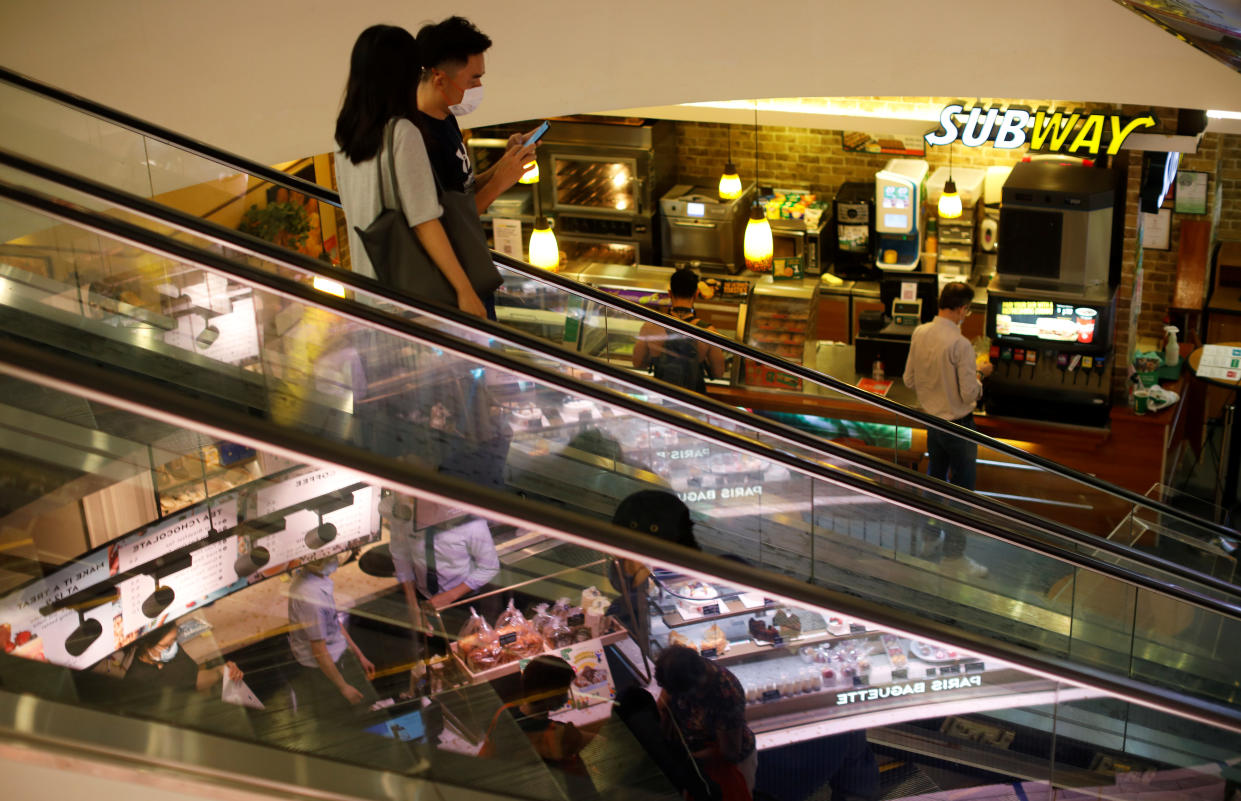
[415,17,537,217]
[903,282,993,580]
[288,554,377,717]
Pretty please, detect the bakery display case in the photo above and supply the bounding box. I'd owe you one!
[645,570,1021,736]
[740,278,818,389]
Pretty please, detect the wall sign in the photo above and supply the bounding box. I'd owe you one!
[924,104,1158,156]
[835,673,983,706]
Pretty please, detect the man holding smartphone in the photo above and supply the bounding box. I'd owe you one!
[415,16,539,215]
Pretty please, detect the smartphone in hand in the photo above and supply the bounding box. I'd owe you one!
[524,121,550,147]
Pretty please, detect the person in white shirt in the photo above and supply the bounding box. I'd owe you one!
[333,24,490,317]
[903,282,993,579]
[287,554,376,716]
[380,491,500,689]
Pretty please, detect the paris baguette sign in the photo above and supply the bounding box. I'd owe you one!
[924,103,1158,156]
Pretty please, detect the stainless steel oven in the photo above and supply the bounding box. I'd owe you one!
[660,183,755,275]
[466,118,674,268]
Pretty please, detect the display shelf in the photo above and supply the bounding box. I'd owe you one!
[451,626,629,683]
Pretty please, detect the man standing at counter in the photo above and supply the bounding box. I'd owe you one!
[903,282,993,580]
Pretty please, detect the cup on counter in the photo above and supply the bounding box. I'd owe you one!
[1075,308,1097,344]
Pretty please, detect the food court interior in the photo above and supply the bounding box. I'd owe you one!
[3,3,1241,801]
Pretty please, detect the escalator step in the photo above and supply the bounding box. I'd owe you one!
[880,768,941,799]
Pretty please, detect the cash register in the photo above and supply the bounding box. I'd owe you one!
[854,274,939,376]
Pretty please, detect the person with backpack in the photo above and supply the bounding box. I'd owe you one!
[633,267,726,393]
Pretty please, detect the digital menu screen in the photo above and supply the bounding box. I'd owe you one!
[882,185,910,209]
[994,300,1100,344]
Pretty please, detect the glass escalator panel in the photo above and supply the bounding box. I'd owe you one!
[0,187,1240,721]
[0,76,1234,597]
[0,367,1238,801]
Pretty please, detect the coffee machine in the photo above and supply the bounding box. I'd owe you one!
[874,159,929,272]
[831,181,879,280]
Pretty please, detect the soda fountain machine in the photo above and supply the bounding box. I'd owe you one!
[984,161,1121,426]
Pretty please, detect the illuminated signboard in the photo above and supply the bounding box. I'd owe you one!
[995,300,1101,344]
[924,104,1158,156]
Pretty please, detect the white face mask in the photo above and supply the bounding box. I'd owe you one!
[153,641,179,663]
[449,85,484,116]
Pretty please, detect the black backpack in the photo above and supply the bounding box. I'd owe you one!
[651,318,706,392]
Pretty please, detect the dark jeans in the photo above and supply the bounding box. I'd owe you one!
[926,414,978,559]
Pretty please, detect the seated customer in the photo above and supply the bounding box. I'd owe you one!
[124,622,242,692]
[483,655,594,798]
[656,644,757,795]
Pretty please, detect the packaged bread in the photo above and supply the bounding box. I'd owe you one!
[457,608,502,671]
[495,599,544,661]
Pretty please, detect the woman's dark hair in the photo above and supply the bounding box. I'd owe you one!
[655,644,707,695]
[612,490,698,550]
[416,16,492,75]
[335,25,422,163]
[521,654,575,711]
[132,622,177,655]
[938,281,975,312]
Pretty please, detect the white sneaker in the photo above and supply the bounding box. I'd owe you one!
[942,555,989,580]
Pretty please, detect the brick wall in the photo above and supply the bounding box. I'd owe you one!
[674,117,1240,394]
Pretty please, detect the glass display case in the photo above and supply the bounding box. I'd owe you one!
[740,278,818,389]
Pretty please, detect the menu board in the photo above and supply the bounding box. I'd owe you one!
[994,299,1102,344]
[0,466,380,670]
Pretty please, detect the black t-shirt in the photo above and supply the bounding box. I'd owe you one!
[416,111,473,193]
[125,649,199,691]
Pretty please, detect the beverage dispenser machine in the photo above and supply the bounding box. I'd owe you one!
[874,159,929,271]
[984,286,1116,426]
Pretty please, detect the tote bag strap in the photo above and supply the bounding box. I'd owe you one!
[379,117,447,214]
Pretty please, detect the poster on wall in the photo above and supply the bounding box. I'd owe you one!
[1141,208,1172,250]
[0,466,379,670]
[841,132,926,157]
[1174,172,1209,215]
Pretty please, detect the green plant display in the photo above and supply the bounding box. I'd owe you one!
[239,201,311,249]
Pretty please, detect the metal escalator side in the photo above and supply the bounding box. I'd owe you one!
[0,64,1233,566]
[0,176,1240,722]
[0,347,1239,801]
[0,151,1235,614]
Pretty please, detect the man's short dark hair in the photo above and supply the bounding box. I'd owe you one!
[655,644,707,695]
[416,16,492,73]
[670,267,699,299]
[938,282,974,312]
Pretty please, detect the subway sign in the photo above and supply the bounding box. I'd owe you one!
[924,104,1158,156]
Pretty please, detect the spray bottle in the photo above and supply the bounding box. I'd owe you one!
[1164,324,1180,368]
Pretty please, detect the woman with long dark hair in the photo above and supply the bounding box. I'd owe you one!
[335,24,486,317]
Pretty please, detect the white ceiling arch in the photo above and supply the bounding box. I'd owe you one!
[2,0,1239,164]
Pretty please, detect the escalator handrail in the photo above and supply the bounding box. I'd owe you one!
[3,148,1238,611]
[1,63,1231,545]
[0,65,337,206]
[4,173,1241,627]
[2,334,1240,737]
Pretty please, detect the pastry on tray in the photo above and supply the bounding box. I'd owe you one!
[700,623,729,655]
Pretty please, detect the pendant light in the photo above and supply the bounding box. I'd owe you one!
[938,143,963,219]
[518,159,539,184]
[718,124,742,200]
[528,216,560,271]
[743,102,774,272]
